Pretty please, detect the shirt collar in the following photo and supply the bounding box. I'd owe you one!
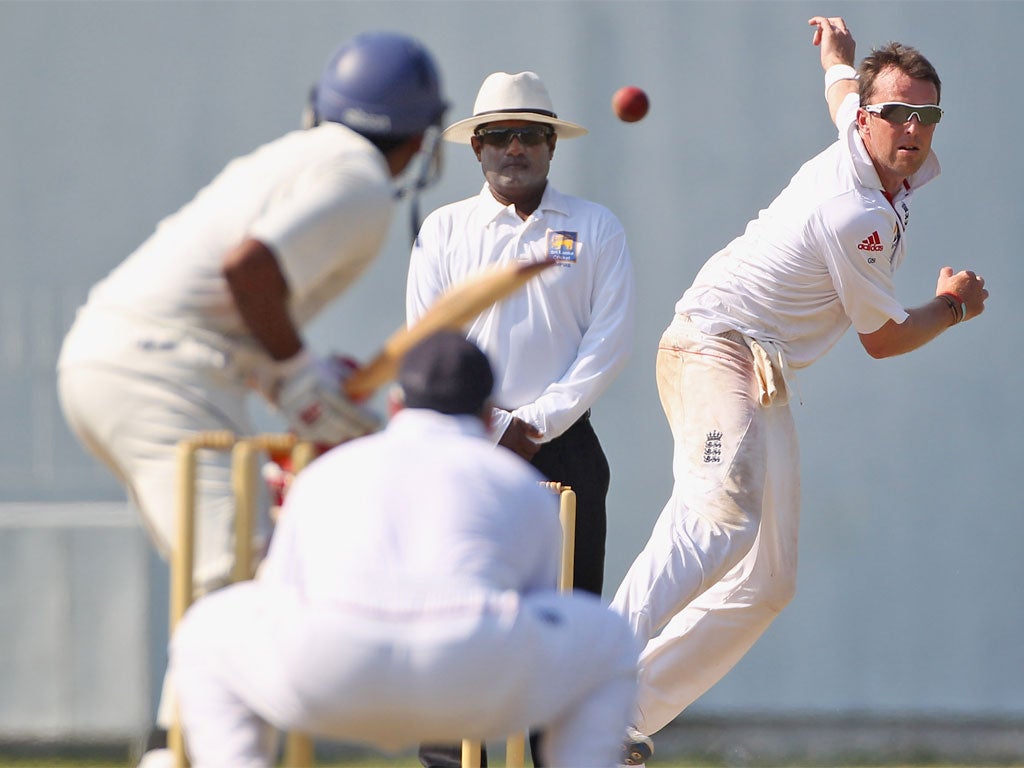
[475,181,570,223]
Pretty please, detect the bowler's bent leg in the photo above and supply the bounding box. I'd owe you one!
[632,401,800,735]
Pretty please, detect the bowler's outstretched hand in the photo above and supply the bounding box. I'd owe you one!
[808,15,856,69]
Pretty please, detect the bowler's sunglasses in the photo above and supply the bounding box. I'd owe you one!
[473,126,555,147]
[863,102,943,125]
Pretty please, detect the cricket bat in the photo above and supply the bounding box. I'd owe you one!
[344,257,556,399]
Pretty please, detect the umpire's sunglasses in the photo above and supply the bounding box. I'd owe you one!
[473,125,554,147]
[863,102,943,126]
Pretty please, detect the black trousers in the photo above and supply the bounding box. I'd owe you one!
[529,411,609,597]
[418,414,611,768]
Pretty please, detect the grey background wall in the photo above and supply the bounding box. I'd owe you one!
[2,0,1022,750]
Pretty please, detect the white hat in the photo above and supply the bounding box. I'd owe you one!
[442,71,588,144]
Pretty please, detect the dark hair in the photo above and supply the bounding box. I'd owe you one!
[859,42,942,105]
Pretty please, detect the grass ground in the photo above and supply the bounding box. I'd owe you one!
[4,765,1019,768]
[0,765,1007,768]
[2,756,1022,768]
[2,741,1021,768]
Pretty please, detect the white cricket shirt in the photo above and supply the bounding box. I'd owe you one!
[60,123,394,370]
[677,93,941,369]
[407,183,635,442]
[259,408,561,606]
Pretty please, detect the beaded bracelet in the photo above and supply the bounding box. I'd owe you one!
[937,293,967,324]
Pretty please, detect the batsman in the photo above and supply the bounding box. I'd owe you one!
[56,32,448,768]
[613,16,989,764]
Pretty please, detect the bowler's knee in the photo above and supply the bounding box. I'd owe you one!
[754,566,797,613]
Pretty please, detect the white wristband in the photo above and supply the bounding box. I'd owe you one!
[824,64,859,96]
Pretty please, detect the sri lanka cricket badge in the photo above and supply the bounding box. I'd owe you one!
[547,230,578,266]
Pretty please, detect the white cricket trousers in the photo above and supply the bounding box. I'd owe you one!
[171,581,639,768]
[58,309,272,733]
[610,314,800,736]
[57,309,270,592]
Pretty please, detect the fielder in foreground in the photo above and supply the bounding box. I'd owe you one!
[56,32,448,767]
[612,16,989,763]
[169,332,639,768]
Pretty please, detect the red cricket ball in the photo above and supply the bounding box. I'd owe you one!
[612,85,649,123]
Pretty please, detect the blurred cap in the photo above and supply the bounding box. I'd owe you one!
[398,331,494,415]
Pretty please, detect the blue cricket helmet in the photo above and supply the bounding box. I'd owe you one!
[312,32,448,138]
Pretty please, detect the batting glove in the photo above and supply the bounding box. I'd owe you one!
[272,350,381,444]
